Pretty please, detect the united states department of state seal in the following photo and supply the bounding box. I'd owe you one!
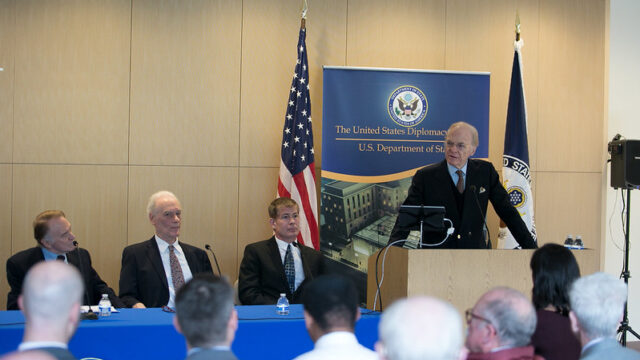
[387,85,428,127]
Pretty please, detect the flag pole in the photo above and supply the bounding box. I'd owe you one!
[301,0,307,29]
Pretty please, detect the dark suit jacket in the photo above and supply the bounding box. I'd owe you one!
[389,159,537,249]
[6,246,123,310]
[186,348,238,360]
[238,237,325,305]
[119,237,213,308]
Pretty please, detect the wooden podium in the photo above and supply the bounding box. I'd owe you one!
[366,247,599,313]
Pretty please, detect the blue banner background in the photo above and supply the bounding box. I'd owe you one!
[322,67,490,180]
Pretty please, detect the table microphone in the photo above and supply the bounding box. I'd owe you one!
[72,241,98,320]
[204,244,222,276]
[468,185,492,249]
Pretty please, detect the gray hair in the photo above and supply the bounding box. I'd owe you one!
[378,296,463,360]
[147,190,178,215]
[569,272,627,339]
[477,287,537,348]
[22,261,84,325]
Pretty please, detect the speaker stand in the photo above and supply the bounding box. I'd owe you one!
[618,188,640,345]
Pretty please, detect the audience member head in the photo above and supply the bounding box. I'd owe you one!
[569,272,627,344]
[302,274,359,342]
[445,122,478,169]
[268,197,299,243]
[147,190,182,243]
[530,243,580,314]
[377,296,465,360]
[18,261,84,344]
[33,210,76,255]
[174,275,237,350]
[465,287,537,354]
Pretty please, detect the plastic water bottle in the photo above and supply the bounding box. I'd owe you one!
[563,234,574,248]
[276,293,289,315]
[98,294,112,317]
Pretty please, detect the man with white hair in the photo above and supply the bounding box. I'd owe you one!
[119,190,213,308]
[465,287,541,360]
[376,296,466,360]
[16,261,83,360]
[569,272,640,359]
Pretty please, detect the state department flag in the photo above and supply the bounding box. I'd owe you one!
[277,24,319,250]
[498,39,537,249]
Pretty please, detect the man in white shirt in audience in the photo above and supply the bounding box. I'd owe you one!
[376,296,466,360]
[294,274,376,360]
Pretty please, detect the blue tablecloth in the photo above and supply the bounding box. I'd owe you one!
[0,305,380,360]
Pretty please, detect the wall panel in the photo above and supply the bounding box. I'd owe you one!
[127,166,239,280]
[13,0,131,164]
[0,0,14,163]
[537,0,606,172]
[535,171,601,254]
[239,0,346,168]
[129,0,242,167]
[11,164,128,294]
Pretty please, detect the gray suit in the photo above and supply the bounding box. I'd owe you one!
[186,348,238,360]
[581,338,640,360]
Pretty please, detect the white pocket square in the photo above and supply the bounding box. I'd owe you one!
[479,187,486,194]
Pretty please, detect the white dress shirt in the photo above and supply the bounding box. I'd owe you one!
[293,331,378,360]
[155,236,193,308]
[275,237,305,290]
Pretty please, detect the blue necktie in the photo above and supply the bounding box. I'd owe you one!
[284,244,295,294]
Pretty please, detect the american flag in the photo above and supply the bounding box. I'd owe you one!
[277,26,319,250]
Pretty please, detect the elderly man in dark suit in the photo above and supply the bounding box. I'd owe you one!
[238,197,325,305]
[389,121,537,249]
[119,191,213,308]
[6,210,122,310]
[174,275,238,360]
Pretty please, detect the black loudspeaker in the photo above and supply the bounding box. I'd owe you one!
[609,139,640,189]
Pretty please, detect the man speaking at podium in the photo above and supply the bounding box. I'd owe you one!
[389,122,537,249]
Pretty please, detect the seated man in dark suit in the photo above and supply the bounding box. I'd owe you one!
[389,121,537,249]
[238,197,325,305]
[6,210,123,310]
[119,190,213,308]
[15,261,83,360]
[174,275,238,360]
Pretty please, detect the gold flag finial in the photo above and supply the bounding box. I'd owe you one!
[515,11,521,41]
[301,0,308,29]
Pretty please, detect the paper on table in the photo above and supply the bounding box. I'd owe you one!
[80,305,119,313]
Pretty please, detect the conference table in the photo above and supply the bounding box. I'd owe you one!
[0,305,380,359]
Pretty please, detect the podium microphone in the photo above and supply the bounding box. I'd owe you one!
[469,186,491,249]
[204,244,222,276]
[72,240,98,320]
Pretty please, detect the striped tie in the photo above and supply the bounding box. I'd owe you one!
[284,244,295,294]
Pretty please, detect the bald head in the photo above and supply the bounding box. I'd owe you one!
[21,261,84,326]
[466,287,536,353]
[378,296,464,360]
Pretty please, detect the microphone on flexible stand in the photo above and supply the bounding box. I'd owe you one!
[72,240,98,320]
[204,244,222,276]
[468,186,492,249]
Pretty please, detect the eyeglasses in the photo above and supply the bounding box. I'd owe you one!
[465,309,493,326]
[445,140,468,151]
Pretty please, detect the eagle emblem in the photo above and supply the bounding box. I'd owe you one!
[387,85,428,127]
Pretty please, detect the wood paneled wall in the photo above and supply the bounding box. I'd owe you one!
[0,0,606,310]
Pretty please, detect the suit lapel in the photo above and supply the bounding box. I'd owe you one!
[267,237,289,288]
[181,244,196,272]
[146,238,169,290]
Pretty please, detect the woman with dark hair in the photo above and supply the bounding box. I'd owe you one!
[529,243,582,360]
